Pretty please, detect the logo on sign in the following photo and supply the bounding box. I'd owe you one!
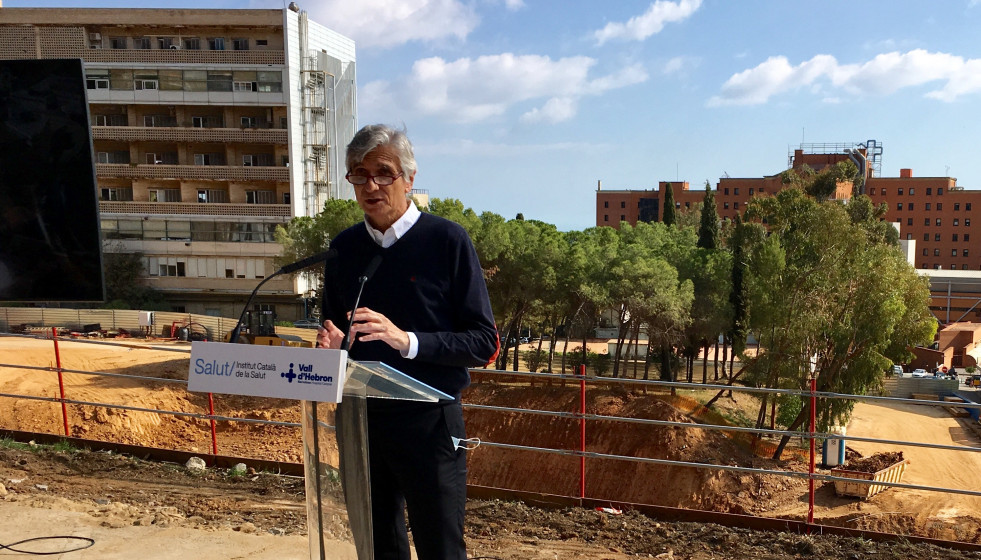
[282,363,297,383]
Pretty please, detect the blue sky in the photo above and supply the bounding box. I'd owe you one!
[10,0,981,231]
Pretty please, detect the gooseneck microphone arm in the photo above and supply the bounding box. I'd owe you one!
[227,249,337,344]
[340,255,383,352]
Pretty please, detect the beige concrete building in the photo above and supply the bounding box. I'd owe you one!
[0,6,357,320]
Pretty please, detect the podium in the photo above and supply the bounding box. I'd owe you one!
[186,343,449,560]
[302,359,451,560]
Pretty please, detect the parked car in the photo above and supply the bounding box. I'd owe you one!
[292,318,321,329]
[911,368,930,378]
[891,365,903,376]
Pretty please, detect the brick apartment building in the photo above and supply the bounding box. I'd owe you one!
[595,141,981,324]
[0,7,357,320]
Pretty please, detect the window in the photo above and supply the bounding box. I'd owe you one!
[208,37,225,50]
[937,218,942,226]
[966,250,970,257]
[968,203,973,211]
[939,187,944,195]
[233,81,255,92]
[724,188,729,195]
[922,233,929,241]
[953,249,959,257]
[109,68,133,90]
[246,190,275,204]
[257,71,283,92]
[897,203,903,211]
[922,248,928,256]
[749,188,754,195]
[96,151,129,164]
[967,219,972,226]
[183,70,207,92]
[135,78,158,90]
[906,233,912,240]
[134,37,151,49]
[241,116,257,128]
[603,201,608,208]
[934,249,940,256]
[158,69,182,91]
[734,188,740,195]
[109,37,126,49]
[232,37,249,50]
[937,203,943,211]
[907,218,913,226]
[85,69,109,89]
[953,234,959,242]
[733,201,740,209]
[283,193,290,204]
[243,154,256,166]
[925,218,930,226]
[604,215,608,222]
[955,203,961,211]
[898,188,904,195]
[100,187,133,201]
[195,153,226,166]
[954,219,959,226]
[256,39,268,46]
[157,37,175,49]
[926,203,931,210]
[157,262,186,277]
[143,115,176,127]
[965,264,970,270]
[197,189,228,203]
[93,114,126,126]
[934,264,941,270]
[966,234,971,241]
[183,37,201,50]
[685,202,690,208]
[620,214,625,221]
[927,188,932,195]
[908,203,913,211]
[148,189,180,202]
[909,188,914,195]
[207,70,232,92]
[724,202,729,209]
[621,201,625,208]
[935,233,941,242]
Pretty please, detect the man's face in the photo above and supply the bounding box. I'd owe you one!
[351,145,414,231]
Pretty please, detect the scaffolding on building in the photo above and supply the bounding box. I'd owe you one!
[789,140,883,178]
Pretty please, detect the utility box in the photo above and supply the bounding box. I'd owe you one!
[822,426,846,467]
[138,311,155,327]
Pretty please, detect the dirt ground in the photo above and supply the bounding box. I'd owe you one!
[2,335,981,559]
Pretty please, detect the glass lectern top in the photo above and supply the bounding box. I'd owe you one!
[344,360,452,401]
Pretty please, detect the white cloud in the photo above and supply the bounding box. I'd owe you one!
[503,0,525,10]
[363,53,648,123]
[520,97,578,124]
[593,0,702,45]
[709,49,981,106]
[305,0,478,49]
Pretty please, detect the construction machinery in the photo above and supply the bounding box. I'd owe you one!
[224,309,312,347]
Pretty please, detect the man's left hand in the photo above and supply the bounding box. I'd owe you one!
[347,307,410,352]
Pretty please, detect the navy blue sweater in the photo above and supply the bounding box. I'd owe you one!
[321,212,498,400]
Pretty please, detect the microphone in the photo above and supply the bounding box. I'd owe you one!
[340,255,383,351]
[228,249,339,344]
[277,248,338,275]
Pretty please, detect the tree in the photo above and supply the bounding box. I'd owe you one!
[101,250,169,310]
[661,182,676,226]
[697,182,720,250]
[735,188,935,459]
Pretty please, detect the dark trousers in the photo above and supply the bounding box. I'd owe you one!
[367,400,468,560]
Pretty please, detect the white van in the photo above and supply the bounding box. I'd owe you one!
[891,365,903,376]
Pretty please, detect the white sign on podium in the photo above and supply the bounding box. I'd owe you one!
[188,341,347,403]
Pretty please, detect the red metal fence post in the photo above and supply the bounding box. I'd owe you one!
[208,392,218,457]
[52,327,70,436]
[580,363,586,501]
[808,375,817,528]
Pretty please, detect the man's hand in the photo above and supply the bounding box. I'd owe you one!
[316,319,345,349]
[347,307,410,353]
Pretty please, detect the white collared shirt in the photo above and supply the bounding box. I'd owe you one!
[363,201,420,358]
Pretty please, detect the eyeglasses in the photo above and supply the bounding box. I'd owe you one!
[345,172,402,186]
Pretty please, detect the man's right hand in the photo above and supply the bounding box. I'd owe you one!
[317,319,345,349]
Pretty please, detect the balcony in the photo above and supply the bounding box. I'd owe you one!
[93,126,288,145]
[100,201,291,218]
[96,163,289,182]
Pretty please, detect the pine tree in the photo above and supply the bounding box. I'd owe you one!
[697,182,720,249]
[661,182,676,226]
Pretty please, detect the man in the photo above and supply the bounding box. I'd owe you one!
[317,124,498,559]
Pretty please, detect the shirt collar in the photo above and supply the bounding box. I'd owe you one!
[364,201,421,248]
